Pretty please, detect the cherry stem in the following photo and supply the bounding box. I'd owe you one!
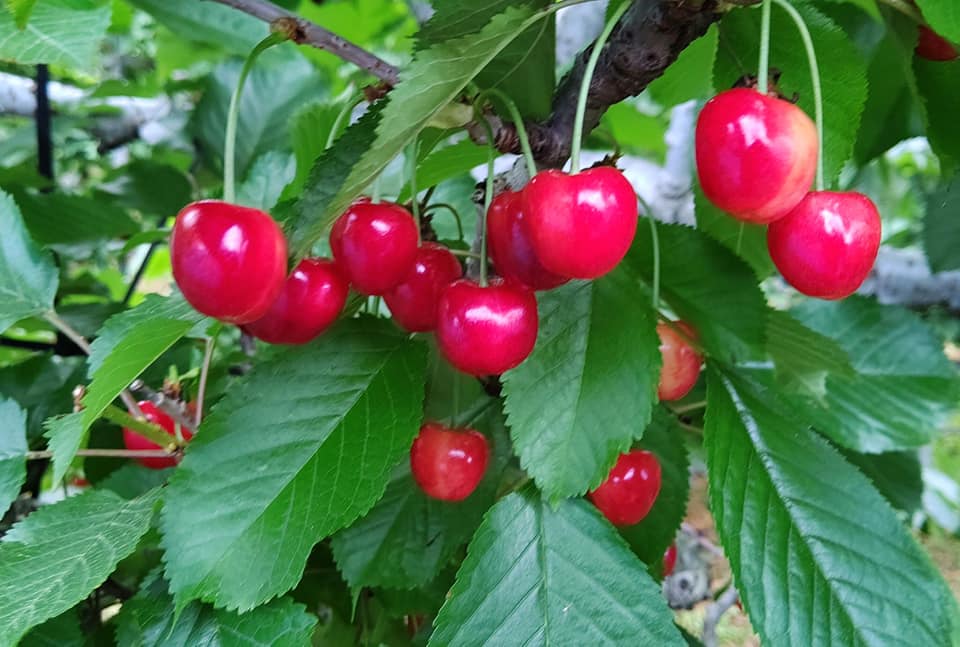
[671,400,707,415]
[478,115,497,287]
[476,88,536,179]
[757,0,772,94]
[371,175,382,204]
[26,448,176,460]
[772,0,824,190]
[570,0,631,173]
[326,91,365,150]
[876,0,925,24]
[407,139,421,243]
[224,32,287,204]
[194,334,216,428]
[637,196,660,310]
[448,249,482,260]
[423,203,464,241]
[101,404,182,449]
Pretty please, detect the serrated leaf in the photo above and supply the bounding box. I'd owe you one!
[0,398,27,515]
[619,408,689,572]
[705,368,959,647]
[286,102,340,197]
[0,0,111,69]
[766,309,854,397]
[429,490,685,646]
[127,0,266,55]
[502,269,660,501]
[330,402,507,592]
[923,181,960,272]
[791,297,959,452]
[648,25,718,106]
[625,223,766,362]
[914,57,960,173]
[237,152,296,212]
[288,4,540,257]
[916,0,960,42]
[842,449,923,514]
[0,355,85,441]
[0,191,58,334]
[115,571,316,647]
[693,184,774,278]
[14,190,139,246]
[0,489,161,645]
[161,318,427,611]
[715,1,868,184]
[5,0,37,29]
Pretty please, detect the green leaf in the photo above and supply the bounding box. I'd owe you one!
[14,190,139,246]
[693,185,774,278]
[715,1,868,184]
[923,182,960,272]
[330,402,507,592]
[288,4,539,257]
[20,609,83,647]
[429,491,685,646]
[791,297,960,452]
[597,103,666,161]
[237,152,296,212]
[115,572,317,647]
[619,408,689,572]
[766,309,854,398]
[0,398,26,515]
[0,489,161,645]
[397,139,490,203]
[5,0,37,29]
[916,0,960,42]
[842,449,923,514]
[127,0,266,55]
[98,463,174,500]
[648,25,718,106]
[0,0,111,69]
[625,223,767,362]
[161,318,427,611]
[705,368,959,647]
[914,57,960,173]
[286,102,340,197]
[0,191,58,334]
[97,161,193,220]
[502,269,660,501]
[0,355,84,441]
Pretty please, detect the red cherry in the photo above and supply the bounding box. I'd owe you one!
[916,25,958,61]
[695,88,818,223]
[767,191,881,300]
[435,278,538,376]
[330,199,419,296]
[589,450,662,526]
[487,190,568,290]
[243,258,348,344]
[410,422,489,501]
[663,543,678,577]
[521,166,638,279]
[171,200,287,324]
[122,401,193,470]
[383,243,463,332]
[657,321,703,402]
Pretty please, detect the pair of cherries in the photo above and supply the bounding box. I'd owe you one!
[696,87,882,300]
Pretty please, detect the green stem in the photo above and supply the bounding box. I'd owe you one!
[101,404,181,449]
[224,32,287,203]
[478,116,497,287]
[407,139,421,243]
[326,92,365,150]
[423,203,464,240]
[449,249,482,259]
[371,175,382,204]
[637,196,659,310]
[194,335,216,428]
[771,0,824,190]
[757,0,772,94]
[476,88,537,178]
[570,0,631,173]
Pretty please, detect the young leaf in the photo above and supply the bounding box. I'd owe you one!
[0,0,111,69]
[0,191,58,334]
[625,223,767,362]
[791,297,960,452]
[0,489,161,645]
[0,398,27,516]
[705,368,959,647]
[502,269,660,502]
[115,571,316,647]
[161,318,427,612]
[429,490,686,646]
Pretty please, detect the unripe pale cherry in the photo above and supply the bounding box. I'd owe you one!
[122,401,193,470]
[696,88,818,223]
[171,200,287,324]
[330,198,419,296]
[767,191,881,300]
[487,190,568,291]
[521,166,639,279]
[384,243,463,332]
[589,450,662,526]
[243,258,348,344]
[435,278,538,376]
[657,321,703,402]
[916,25,958,62]
[410,422,489,501]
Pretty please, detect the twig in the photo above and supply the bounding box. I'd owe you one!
[26,448,175,460]
[703,585,740,647]
[208,0,400,85]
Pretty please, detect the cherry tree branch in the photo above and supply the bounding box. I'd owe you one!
[207,0,400,85]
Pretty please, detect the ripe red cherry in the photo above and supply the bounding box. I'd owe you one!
[171,200,287,324]
[435,278,538,376]
[383,243,462,332]
[122,401,193,470]
[767,191,881,300]
[657,321,703,401]
[663,543,678,577]
[487,190,568,291]
[521,166,638,279]
[410,422,489,501]
[916,25,958,61]
[589,450,662,526]
[330,199,419,296]
[243,258,348,344]
[696,88,818,223]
